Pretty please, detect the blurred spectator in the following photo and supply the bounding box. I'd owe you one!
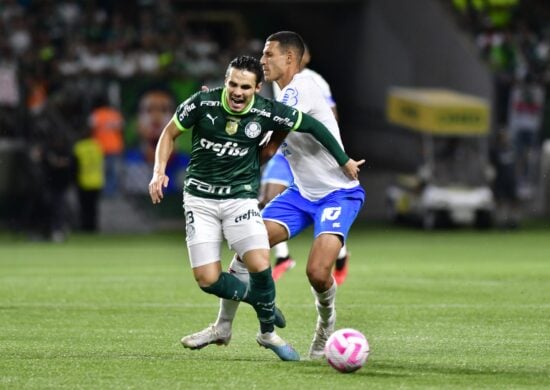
[123,86,189,195]
[507,73,545,198]
[21,99,73,241]
[73,128,104,232]
[89,95,124,197]
[490,128,520,228]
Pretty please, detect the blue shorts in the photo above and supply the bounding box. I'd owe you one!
[261,153,294,187]
[262,185,365,242]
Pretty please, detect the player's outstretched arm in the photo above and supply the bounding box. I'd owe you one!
[342,158,365,181]
[149,119,181,204]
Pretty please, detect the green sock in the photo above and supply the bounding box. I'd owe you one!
[244,268,276,333]
[200,272,248,301]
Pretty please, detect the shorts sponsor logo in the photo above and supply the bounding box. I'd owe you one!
[321,207,342,222]
[244,122,262,138]
[186,177,231,195]
[199,138,249,157]
[234,209,261,223]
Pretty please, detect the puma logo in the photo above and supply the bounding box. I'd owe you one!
[206,113,218,125]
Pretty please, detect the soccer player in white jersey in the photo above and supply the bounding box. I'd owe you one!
[262,44,350,284]
[181,32,365,360]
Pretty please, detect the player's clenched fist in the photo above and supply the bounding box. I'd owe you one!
[149,172,170,204]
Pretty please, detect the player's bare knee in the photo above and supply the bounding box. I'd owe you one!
[306,265,331,291]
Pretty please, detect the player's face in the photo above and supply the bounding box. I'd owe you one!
[138,91,173,144]
[224,67,261,112]
[260,41,288,82]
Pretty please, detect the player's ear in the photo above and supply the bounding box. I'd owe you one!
[255,81,262,93]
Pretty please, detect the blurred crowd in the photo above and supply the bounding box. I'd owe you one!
[0,0,261,137]
[0,0,262,241]
[452,0,550,226]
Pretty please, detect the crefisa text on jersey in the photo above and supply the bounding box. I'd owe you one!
[200,139,250,156]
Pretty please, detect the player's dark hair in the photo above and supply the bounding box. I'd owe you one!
[227,55,264,85]
[266,31,305,63]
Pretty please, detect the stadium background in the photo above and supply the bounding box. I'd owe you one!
[0,0,549,233]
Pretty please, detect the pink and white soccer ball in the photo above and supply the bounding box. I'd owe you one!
[324,328,369,373]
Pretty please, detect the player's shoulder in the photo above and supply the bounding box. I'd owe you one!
[301,68,331,92]
[176,88,222,120]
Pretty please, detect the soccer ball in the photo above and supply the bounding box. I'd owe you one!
[324,328,369,373]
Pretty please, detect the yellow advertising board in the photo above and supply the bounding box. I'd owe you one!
[386,87,490,135]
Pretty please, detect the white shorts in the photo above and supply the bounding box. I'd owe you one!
[183,192,269,268]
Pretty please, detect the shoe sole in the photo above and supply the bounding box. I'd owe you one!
[181,336,231,350]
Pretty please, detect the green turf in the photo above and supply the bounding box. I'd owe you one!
[1,223,549,389]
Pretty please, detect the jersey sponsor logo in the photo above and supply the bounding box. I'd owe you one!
[199,138,250,157]
[273,115,295,127]
[200,100,220,107]
[234,208,261,223]
[225,116,240,135]
[281,87,299,107]
[321,207,342,222]
[250,107,271,118]
[244,122,262,138]
[185,177,231,195]
[206,113,218,125]
[178,102,196,122]
[281,141,291,157]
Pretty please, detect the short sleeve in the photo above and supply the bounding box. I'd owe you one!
[173,92,200,131]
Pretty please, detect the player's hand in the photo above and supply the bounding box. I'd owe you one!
[201,85,209,92]
[149,171,170,204]
[342,158,365,181]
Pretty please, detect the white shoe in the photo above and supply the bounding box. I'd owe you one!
[181,324,231,350]
[256,331,300,361]
[308,313,336,360]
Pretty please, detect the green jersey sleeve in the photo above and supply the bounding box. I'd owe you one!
[173,91,201,131]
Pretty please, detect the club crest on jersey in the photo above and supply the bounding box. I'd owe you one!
[225,117,240,135]
[244,122,262,138]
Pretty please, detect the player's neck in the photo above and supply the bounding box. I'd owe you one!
[276,70,299,90]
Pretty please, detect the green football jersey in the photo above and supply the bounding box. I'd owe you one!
[173,87,302,199]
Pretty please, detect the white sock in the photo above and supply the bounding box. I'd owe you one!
[337,245,347,260]
[273,241,289,259]
[215,254,249,331]
[311,281,337,326]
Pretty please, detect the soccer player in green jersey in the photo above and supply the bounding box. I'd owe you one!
[149,55,363,361]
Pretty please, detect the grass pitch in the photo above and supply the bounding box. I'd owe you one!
[1,223,549,389]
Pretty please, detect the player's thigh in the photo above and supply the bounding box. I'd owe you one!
[307,233,342,272]
[183,193,223,268]
[260,153,294,187]
[312,187,365,241]
[262,187,312,240]
[221,198,270,259]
